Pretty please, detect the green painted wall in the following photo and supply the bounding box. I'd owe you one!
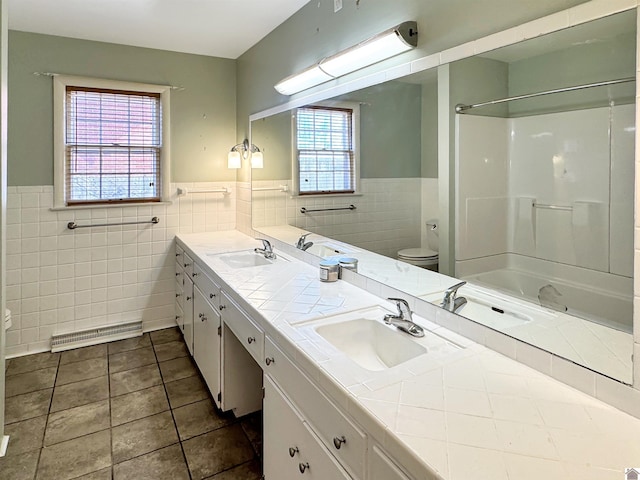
[8,31,237,186]
[252,80,423,181]
[236,0,590,140]
[507,31,636,116]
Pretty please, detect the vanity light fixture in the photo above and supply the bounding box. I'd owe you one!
[227,139,264,169]
[274,21,418,96]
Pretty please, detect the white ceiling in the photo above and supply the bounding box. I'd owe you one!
[8,0,310,59]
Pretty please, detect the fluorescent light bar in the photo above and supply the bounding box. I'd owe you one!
[274,21,418,96]
[275,65,334,95]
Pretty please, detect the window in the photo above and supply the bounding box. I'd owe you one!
[294,104,359,195]
[54,76,171,208]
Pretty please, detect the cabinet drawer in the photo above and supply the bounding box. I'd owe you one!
[175,278,184,312]
[369,445,412,480]
[193,263,220,310]
[182,252,194,278]
[175,244,184,266]
[175,303,184,331]
[221,292,264,364]
[264,376,352,480]
[264,337,366,479]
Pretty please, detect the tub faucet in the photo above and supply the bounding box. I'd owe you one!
[254,238,276,259]
[383,298,425,337]
[441,281,467,313]
[296,233,313,251]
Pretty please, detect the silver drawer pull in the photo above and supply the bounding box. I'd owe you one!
[219,305,226,311]
[209,293,216,299]
[248,337,256,344]
[333,436,346,449]
[176,253,181,258]
[288,446,298,458]
[192,272,198,277]
[265,357,274,366]
[175,293,182,298]
[199,313,207,322]
[298,463,310,474]
[186,296,192,301]
[184,262,191,268]
[175,272,181,277]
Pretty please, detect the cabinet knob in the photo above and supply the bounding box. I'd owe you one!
[175,253,181,257]
[184,262,190,268]
[298,462,310,474]
[333,436,347,449]
[192,272,198,277]
[248,337,255,344]
[219,305,226,311]
[186,296,192,301]
[198,313,207,322]
[265,357,274,366]
[175,272,181,277]
[175,315,181,320]
[209,293,216,299]
[288,446,298,458]
[175,293,181,298]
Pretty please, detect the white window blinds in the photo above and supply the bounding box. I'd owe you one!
[65,86,162,205]
[296,106,355,195]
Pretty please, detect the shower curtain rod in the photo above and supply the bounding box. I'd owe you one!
[455,76,635,114]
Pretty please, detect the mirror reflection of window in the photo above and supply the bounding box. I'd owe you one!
[294,105,358,195]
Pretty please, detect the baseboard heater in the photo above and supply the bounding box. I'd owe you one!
[50,321,143,352]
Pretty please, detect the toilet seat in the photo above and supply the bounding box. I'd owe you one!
[397,247,438,260]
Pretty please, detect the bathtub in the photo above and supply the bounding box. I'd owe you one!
[461,267,632,333]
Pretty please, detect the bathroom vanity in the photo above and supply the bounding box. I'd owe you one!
[175,230,640,480]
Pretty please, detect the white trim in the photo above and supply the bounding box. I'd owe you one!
[52,75,172,209]
[0,436,9,457]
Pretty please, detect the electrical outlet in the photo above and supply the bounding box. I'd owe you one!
[334,0,342,13]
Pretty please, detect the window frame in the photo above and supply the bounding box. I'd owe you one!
[53,75,171,209]
[292,101,361,197]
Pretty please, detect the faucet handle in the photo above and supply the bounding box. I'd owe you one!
[387,297,412,319]
[445,281,466,296]
[255,238,272,250]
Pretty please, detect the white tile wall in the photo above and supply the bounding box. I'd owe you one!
[251,178,422,258]
[5,182,236,357]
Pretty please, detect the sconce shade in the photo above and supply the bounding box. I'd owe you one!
[227,151,242,169]
[251,151,264,169]
[274,21,418,96]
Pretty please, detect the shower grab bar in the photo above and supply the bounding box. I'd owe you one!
[455,76,635,113]
[67,217,160,230]
[177,187,230,195]
[300,205,356,214]
[532,203,572,212]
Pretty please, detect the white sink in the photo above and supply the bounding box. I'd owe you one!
[209,252,274,268]
[315,319,427,371]
[297,305,462,372]
[306,241,352,258]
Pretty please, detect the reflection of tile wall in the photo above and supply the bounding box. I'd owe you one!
[6,182,236,357]
[251,178,422,258]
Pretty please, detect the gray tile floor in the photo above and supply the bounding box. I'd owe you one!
[1,327,263,480]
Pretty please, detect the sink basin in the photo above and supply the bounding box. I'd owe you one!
[306,241,352,258]
[211,252,273,268]
[315,319,427,371]
[296,306,462,372]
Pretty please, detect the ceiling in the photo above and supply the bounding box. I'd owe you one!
[7,0,311,59]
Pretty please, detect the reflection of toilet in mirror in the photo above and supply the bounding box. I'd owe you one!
[397,219,439,271]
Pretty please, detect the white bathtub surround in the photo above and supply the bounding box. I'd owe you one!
[179,230,640,479]
[251,178,422,258]
[5,182,236,357]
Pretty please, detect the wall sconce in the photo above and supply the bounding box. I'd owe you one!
[274,21,418,96]
[228,139,264,169]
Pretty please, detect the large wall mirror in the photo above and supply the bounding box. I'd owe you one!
[251,9,636,384]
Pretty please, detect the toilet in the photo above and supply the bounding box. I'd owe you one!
[397,219,439,271]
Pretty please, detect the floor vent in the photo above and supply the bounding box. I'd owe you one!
[50,321,143,352]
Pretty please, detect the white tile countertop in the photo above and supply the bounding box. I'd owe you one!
[177,230,640,480]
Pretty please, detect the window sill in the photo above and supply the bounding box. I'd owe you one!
[50,201,173,211]
[293,192,363,199]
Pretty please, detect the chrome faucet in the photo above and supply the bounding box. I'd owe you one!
[383,298,425,337]
[296,233,313,251]
[441,281,467,313]
[254,238,276,259]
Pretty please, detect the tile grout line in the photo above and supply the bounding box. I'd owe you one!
[34,352,61,480]
[151,332,195,480]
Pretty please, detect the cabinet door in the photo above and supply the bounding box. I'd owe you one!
[183,277,194,355]
[194,286,221,407]
[264,376,352,480]
[369,445,412,480]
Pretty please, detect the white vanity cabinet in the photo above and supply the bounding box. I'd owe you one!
[193,285,222,406]
[183,275,194,355]
[264,337,366,479]
[175,245,195,355]
[368,446,412,480]
[264,375,352,480]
